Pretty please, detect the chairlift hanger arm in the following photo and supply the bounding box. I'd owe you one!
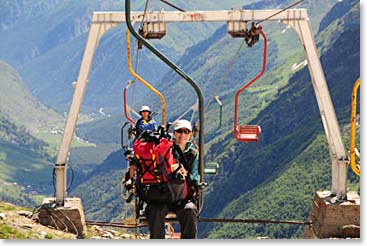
[125,29,167,126]
[234,29,267,141]
[349,78,360,176]
[214,96,223,129]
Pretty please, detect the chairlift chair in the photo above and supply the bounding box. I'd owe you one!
[239,125,261,142]
[234,27,267,143]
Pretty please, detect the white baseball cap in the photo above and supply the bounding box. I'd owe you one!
[173,119,192,132]
[139,105,151,115]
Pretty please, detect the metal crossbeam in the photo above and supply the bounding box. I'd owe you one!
[92,9,309,24]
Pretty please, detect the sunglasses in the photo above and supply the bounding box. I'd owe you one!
[175,129,191,134]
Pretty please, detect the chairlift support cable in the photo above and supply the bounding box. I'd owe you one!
[85,217,311,228]
[256,0,304,25]
[198,39,245,132]
[198,218,311,225]
[140,0,150,28]
[204,39,245,113]
[159,0,186,12]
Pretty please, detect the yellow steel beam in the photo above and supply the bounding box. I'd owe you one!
[125,29,166,126]
[349,78,360,176]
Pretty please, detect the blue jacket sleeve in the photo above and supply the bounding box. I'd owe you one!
[190,153,200,183]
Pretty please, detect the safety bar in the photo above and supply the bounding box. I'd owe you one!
[123,81,136,124]
[214,96,223,129]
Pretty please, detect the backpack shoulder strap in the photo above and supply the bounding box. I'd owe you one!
[173,143,189,171]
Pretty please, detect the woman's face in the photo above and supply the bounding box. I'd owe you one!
[141,111,150,120]
[173,128,192,145]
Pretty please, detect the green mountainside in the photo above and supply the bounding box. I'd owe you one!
[0,115,47,153]
[199,0,360,238]
[0,60,68,208]
[0,61,61,205]
[0,128,53,208]
[0,61,62,133]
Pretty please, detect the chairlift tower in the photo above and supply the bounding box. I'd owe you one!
[48,7,358,238]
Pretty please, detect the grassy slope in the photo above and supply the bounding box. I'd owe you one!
[0,61,62,133]
[0,141,53,194]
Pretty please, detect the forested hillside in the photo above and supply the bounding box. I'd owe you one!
[0,60,61,207]
[0,115,53,207]
[200,0,360,238]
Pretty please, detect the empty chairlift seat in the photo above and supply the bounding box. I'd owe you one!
[239,125,261,142]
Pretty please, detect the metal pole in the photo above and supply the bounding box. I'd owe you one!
[54,21,118,204]
[284,19,348,199]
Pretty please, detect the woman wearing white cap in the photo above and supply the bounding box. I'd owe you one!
[135,105,158,137]
[145,119,200,239]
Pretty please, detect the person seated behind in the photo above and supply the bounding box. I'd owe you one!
[145,119,200,239]
[123,149,137,203]
[135,105,158,137]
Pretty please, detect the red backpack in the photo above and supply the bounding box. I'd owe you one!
[133,138,173,184]
[133,134,188,203]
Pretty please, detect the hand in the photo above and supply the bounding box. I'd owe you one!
[178,166,188,177]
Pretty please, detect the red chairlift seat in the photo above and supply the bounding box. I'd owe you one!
[239,125,261,142]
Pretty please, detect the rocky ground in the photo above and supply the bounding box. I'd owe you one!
[0,201,148,240]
